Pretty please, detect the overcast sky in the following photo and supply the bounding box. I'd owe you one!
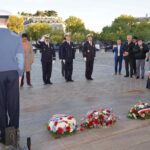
[1,0,150,32]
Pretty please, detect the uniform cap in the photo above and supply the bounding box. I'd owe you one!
[0,10,11,19]
[86,33,93,38]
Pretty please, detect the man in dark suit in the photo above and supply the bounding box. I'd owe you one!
[0,10,24,144]
[113,39,124,75]
[59,37,66,77]
[62,33,75,82]
[123,35,135,78]
[83,33,96,80]
[132,36,138,75]
[36,35,56,85]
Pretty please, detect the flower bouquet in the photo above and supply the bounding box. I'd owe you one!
[128,102,150,120]
[81,109,116,129]
[47,114,77,138]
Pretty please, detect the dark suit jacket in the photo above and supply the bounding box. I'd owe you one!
[133,44,149,59]
[113,45,124,60]
[123,41,135,59]
[83,41,96,60]
[62,41,75,62]
[36,41,56,62]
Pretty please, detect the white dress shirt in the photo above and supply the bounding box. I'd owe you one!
[117,45,121,56]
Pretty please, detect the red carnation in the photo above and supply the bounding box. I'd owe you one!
[106,109,111,113]
[68,116,73,120]
[94,119,99,124]
[99,115,104,120]
[89,121,93,127]
[66,126,71,132]
[54,122,58,126]
[88,114,92,119]
[58,127,63,134]
[48,126,51,131]
[106,122,109,126]
[109,120,113,125]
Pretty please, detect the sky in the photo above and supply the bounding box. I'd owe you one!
[1,0,150,32]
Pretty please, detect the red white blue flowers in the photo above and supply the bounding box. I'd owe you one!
[81,109,116,128]
[47,114,77,138]
[128,102,150,120]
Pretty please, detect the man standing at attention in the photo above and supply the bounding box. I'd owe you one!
[123,35,135,78]
[83,33,96,80]
[113,39,124,75]
[62,33,75,82]
[0,10,24,144]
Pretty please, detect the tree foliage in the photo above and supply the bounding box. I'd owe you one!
[7,16,24,34]
[65,16,85,34]
[27,23,52,41]
[100,15,150,42]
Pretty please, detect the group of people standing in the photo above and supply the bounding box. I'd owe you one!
[34,32,96,84]
[113,35,150,88]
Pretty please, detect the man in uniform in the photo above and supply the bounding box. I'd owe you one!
[123,35,135,78]
[59,37,66,77]
[83,33,96,80]
[36,35,56,85]
[62,33,75,82]
[0,10,24,144]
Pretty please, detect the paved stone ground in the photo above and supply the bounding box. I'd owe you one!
[3,51,150,150]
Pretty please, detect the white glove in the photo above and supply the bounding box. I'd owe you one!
[53,60,55,64]
[84,57,87,61]
[63,59,65,63]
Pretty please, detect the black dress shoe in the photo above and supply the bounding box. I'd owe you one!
[124,75,129,77]
[89,78,93,80]
[136,76,139,79]
[141,76,144,79]
[47,81,53,85]
[130,76,133,78]
[0,137,5,144]
[70,79,74,82]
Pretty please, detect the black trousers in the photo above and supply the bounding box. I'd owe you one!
[124,57,133,76]
[42,61,52,84]
[133,57,136,75]
[65,61,73,81]
[85,59,94,79]
[146,78,150,89]
[21,71,31,86]
[61,61,65,77]
[0,71,19,140]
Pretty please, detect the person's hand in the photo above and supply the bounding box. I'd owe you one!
[53,60,55,64]
[148,71,150,78]
[123,52,129,57]
[19,76,22,88]
[63,59,65,63]
[84,57,87,61]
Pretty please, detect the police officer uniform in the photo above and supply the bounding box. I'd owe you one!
[36,35,56,84]
[62,33,75,82]
[0,10,24,144]
[83,34,96,80]
[59,38,66,77]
